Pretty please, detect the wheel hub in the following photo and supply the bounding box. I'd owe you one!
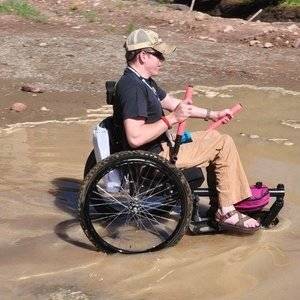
[129,201,141,214]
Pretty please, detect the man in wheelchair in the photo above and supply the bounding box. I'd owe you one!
[112,28,259,234]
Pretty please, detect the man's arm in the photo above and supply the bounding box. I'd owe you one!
[124,98,193,148]
[161,93,232,121]
[124,117,170,148]
[124,94,233,149]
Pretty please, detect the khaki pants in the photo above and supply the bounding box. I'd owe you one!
[159,130,251,207]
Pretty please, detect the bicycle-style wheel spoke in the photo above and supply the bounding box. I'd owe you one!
[80,151,191,253]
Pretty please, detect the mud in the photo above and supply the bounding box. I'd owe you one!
[0,0,300,298]
[1,85,300,299]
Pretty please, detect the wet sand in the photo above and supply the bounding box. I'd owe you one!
[0,85,300,299]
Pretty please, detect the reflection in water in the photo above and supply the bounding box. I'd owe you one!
[0,85,300,299]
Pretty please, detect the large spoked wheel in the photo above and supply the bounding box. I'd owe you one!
[78,150,192,254]
[83,150,96,178]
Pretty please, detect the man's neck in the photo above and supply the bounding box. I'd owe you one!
[128,63,150,79]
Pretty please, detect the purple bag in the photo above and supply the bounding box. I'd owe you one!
[235,182,270,212]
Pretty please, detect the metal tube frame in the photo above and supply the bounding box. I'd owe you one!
[189,184,285,234]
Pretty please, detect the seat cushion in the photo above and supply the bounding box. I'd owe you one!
[182,167,205,190]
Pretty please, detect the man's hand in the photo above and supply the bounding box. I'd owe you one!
[168,101,193,125]
[211,109,233,124]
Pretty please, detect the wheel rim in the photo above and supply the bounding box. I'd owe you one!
[83,157,187,253]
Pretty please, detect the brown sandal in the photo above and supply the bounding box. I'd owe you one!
[215,210,260,234]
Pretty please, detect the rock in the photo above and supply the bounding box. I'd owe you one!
[287,24,299,32]
[208,37,217,42]
[168,4,189,11]
[293,38,300,48]
[262,26,275,34]
[249,134,259,139]
[263,42,273,48]
[40,106,50,111]
[168,19,174,24]
[10,102,27,112]
[21,84,44,93]
[224,25,234,33]
[205,91,219,98]
[268,138,288,144]
[249,40,260,46]
[157,7,166,12]
[194,12,207,21]
[39,42,47,47]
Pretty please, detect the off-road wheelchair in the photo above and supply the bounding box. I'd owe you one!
[78,83,285,254]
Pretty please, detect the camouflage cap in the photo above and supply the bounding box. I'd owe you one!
[124,29,176,55]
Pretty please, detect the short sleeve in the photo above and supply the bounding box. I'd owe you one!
[117,80,148,120]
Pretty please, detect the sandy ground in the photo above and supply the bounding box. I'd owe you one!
[0,0,299,128]
[0,1,300,299]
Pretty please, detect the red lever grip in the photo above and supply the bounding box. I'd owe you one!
[177,85,193,135]
[207,103,242,131]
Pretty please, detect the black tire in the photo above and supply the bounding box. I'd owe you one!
[84,150,96,178]
[78,150,192,254]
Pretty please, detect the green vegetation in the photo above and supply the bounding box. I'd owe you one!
[156,0,171,3]
[126,22,136,34]
[116,0,124,9]
[280,0,300,6]
[82,10,100,23]
[0,0,46,22]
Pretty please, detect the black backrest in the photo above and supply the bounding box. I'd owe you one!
[104,80,124,153]
[105,81,117,105]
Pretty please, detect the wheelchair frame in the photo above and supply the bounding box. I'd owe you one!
[78,82,285,254]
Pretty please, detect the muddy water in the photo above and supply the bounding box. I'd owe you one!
[0,85,299,300]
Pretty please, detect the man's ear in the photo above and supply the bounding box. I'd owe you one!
[138,51,146,64]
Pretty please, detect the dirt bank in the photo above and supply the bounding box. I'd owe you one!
[174,0,300,22]
[0,0,299,127]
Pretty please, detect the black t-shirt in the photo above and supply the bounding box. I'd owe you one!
[113,67,168,152]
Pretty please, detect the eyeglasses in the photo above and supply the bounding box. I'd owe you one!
[144,50,165,61]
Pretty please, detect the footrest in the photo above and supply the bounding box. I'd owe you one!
[247,184,285,228]
[188,219,218,234]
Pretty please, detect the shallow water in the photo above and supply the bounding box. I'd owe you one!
[0,85,299,299]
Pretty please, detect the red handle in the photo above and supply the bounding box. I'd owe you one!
[207,103,242,130]
[177,85,193,135]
